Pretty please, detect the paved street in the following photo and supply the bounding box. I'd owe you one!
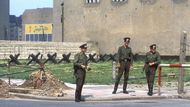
[0,99,190,107]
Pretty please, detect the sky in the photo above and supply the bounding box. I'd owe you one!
[10,0,53,16]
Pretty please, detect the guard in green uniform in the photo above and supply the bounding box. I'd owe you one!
[112,37,133,94]
[73,43,89,102]
[144,44,161,96]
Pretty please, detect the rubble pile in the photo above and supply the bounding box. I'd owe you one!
[20,70,71,97]
[0,79,10,98]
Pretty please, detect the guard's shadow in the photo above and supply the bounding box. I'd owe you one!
[81,95,93,101]
[118,90,136,94]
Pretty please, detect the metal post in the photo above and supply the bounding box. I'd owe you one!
[158,66,161,96]
[40,26,43,41]
[41,26,45,41]
[61,2,64,42]
[7,63,11,85]
[178,31,187,94]
[112,61,116,79]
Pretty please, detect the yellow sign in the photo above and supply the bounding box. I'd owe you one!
[25,24,52,34]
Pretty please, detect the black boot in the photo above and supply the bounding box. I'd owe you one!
[147,89,153,96]
[112,90,116,94]
[75,95,80,102]
[112,85,118,94]
[75,92,81,102]
[123,84,128,94]
[147,92,152,96]
[123,90,128,94]
[75,98,80,102]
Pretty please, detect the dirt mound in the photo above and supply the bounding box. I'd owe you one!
[20,70,72,97]
[0,79,10,98]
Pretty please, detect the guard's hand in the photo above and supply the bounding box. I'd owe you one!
[81,65,86,69]
[130,65,133,71]
[87,66,91,71]
[149,62,155,66]
[116,63,120,68]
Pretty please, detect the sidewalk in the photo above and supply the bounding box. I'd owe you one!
[9,83,190,101]
[2,78,190,101]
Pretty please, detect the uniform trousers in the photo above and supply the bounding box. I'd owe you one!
[113,61,130,92]
[75,68,86,101]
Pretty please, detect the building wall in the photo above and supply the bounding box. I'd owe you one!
[53,0,190,55]
[0,0,9,40]
[53,0,64,42]
[22,8,53,41]
[9,15,22,41]
[10,23,18,40]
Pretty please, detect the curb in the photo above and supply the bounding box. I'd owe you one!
[9,92,184,102]
[9,93,72,101]
[178,94,190,99]
[84,95,178,101]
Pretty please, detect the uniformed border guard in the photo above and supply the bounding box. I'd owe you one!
[144,44,161,96]
[112,37,133,94]
[73,43,89,102]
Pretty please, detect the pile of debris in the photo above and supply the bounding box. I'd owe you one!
[20,70,71,97]
[0,79,10,98]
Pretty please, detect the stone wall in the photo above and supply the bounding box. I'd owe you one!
[0,41,98,59]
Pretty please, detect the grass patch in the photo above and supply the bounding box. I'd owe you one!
[0,59,190,84]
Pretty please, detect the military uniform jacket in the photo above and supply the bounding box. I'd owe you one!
[117,45,133,64]
[73,52,88,70]
[145,51,161,66]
